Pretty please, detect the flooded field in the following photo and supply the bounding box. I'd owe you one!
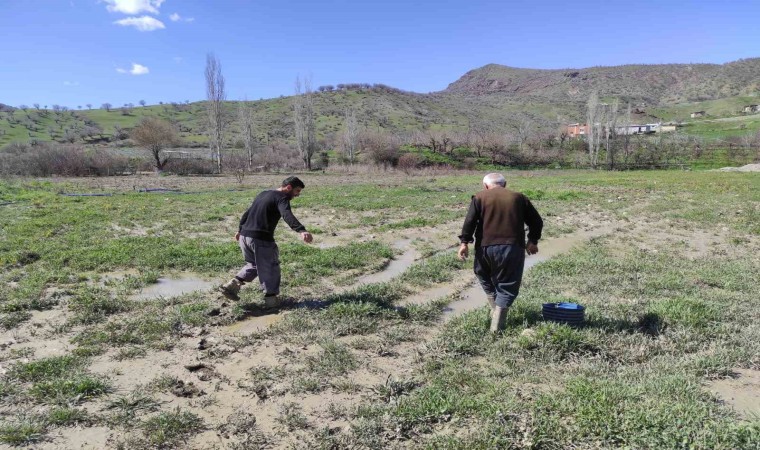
[0,171,757,449]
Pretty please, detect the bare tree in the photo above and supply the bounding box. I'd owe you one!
[621,103,633,163]
[510,116,534,152]
[132,117,179,172]
[205,53,227,173]
[86,104,92,110]
[238,101,255,169]
[586,92,601,167]
[139,100,146,107]
[341,107,359,164]
[604,98,619,170]
[102,103,112,112]
[293,75,316,170]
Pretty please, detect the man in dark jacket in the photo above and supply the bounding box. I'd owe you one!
[458,173,543,332]
[220,176,313,307]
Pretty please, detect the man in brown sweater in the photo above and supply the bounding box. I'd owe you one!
[458,173,543,332]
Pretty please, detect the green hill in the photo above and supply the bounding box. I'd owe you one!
[1,58,759,149]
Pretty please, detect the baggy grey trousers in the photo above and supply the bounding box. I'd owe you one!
[235,236,281,296]
[474,244,525,308]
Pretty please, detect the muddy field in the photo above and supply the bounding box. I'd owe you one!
[0,171,758,449]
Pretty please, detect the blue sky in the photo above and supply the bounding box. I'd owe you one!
[2,0,759,108]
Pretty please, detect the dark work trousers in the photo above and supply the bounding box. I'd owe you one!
[474,244,525,308]
[235,236,281,296]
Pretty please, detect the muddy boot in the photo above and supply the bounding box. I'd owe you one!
[490,306,508,333]
[263,294,282,309]
[487,294,496,311]
[219,278,243,301]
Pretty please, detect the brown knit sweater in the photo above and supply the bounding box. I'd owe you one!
[458,187,543,248]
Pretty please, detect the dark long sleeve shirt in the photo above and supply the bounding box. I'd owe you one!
[458,187,543,248]
[238,190,306,241]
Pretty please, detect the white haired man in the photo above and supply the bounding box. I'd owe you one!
[458,173,543,332]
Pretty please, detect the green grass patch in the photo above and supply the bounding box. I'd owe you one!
[0,417,46,446]
[29,373,110,404]
[304,340,359,377]
[9,355,86,382]
[47,407,91,427]
[138,408,204,448]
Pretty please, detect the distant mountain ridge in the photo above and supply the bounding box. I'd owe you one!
[444,58,760,105]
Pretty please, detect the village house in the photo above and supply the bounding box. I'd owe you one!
[690,111,706,118]
[565,123,589,138]
[616,124,656,135]
[743,105,760,113]
[569,122,676,137]
[614,122,677,135]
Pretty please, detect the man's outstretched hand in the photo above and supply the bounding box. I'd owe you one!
[526,242,539,255]
[457,243,469,261]
[301,231,313,244]
[234,232,240,241]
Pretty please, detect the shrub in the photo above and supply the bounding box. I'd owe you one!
[361,131,400,167]
[0,142,134,176]
[397,153,422,174]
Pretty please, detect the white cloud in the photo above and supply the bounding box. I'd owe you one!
[130,63,150,75]
[63,81,80,86]
[170,12,195,23]
[116,63,149,75]
[113,16,165,31]
[103,0,164,15]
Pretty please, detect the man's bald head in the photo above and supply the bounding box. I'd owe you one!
[483,173,506,188]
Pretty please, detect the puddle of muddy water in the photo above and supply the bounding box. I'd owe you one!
[130,275,215,301]
[222,311,283,335]
[355,239,420,285]
[400,284,462,307]
[708,369,760,419]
